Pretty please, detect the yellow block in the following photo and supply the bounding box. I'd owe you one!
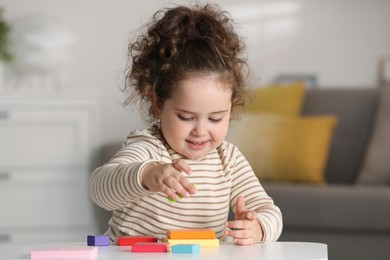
[162,237,220,247]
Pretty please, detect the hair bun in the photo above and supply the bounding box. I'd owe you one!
[186,22,199,40]
[195,19,209,37]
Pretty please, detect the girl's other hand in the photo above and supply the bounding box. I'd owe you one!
[225,196,264,245]
[141,159,196,201]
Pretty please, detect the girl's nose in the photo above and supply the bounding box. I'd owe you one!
[191,121,207,136]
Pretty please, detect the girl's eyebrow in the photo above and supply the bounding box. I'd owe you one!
[174,108,229,114]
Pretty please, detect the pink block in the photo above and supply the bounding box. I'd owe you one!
[132,242,168,253]
[30,246,98,259]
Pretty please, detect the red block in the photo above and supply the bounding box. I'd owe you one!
[132,242,168,253]
[117,236,158,246]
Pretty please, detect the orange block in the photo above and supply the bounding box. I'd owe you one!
[167,229,216,239]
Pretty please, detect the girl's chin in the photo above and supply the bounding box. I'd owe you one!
[176,142,217,160]
[181,150,209,160]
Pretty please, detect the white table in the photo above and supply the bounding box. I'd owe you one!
[0,241,327,260]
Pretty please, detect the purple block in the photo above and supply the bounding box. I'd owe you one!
[87,235,110,246]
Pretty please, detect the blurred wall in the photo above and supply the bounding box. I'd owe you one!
[0,0,389,146]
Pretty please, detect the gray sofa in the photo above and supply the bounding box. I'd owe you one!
[263,87,390,260]
[95,87,390,260]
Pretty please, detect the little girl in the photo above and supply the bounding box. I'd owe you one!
[90,3,282,245]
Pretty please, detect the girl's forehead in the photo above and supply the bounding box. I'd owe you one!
[167,76,232,109]
[176,74,232,93]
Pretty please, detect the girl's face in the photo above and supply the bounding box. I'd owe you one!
[158,75,232,160]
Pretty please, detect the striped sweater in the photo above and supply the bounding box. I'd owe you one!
[90,126,282,242]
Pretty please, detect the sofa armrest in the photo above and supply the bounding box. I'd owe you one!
[263,183,390,231]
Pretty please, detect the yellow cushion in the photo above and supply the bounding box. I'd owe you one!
[228,114,338,183]
[246,82,305,115]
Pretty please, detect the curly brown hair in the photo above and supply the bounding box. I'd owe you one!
[124,3,248,122]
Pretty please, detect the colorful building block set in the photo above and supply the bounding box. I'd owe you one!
[30,229,218,259]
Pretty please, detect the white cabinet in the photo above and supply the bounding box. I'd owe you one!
[0,91,99,243]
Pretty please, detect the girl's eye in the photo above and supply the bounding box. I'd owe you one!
[178,115,193,121]
[209,118,222,123]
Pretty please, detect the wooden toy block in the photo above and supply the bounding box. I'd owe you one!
[131,242,168,253]
[117,236,158,246]
[162,238,220,247]
[172,244,201,253]
[30,246,98,259]
[87,235,110,246]
[167,229,216,239]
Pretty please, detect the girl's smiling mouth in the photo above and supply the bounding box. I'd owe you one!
[186,140,208,150]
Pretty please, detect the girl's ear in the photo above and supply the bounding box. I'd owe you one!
[150,93,161,118]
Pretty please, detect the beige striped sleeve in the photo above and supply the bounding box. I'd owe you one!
[89,132,161,211]
[226,142,283,241]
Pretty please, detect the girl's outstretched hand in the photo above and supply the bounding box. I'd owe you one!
[225,196,264,245]
[141,159,196,201]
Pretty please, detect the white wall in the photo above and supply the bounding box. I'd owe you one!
[1,0,390,146]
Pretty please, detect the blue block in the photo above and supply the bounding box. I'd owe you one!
[172,244,201,254]
[87,235,110,246]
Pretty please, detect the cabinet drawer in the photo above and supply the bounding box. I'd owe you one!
[0,109,91,166]
[0,171,92,227]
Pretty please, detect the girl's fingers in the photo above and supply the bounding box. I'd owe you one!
[224,227,251,239]
[180,177,197,195]
[235,196,247,219]
[225,217,262,245]
[245,211,257,221]
[162,185,180,201]
[235,197,257,221]
[226,219,251,230]
[233,237,256,246]
[144,160,196,201]
[170,160,196,197]
[224,229,256,245]
[163,174,194,197]
[173,159,192,175]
